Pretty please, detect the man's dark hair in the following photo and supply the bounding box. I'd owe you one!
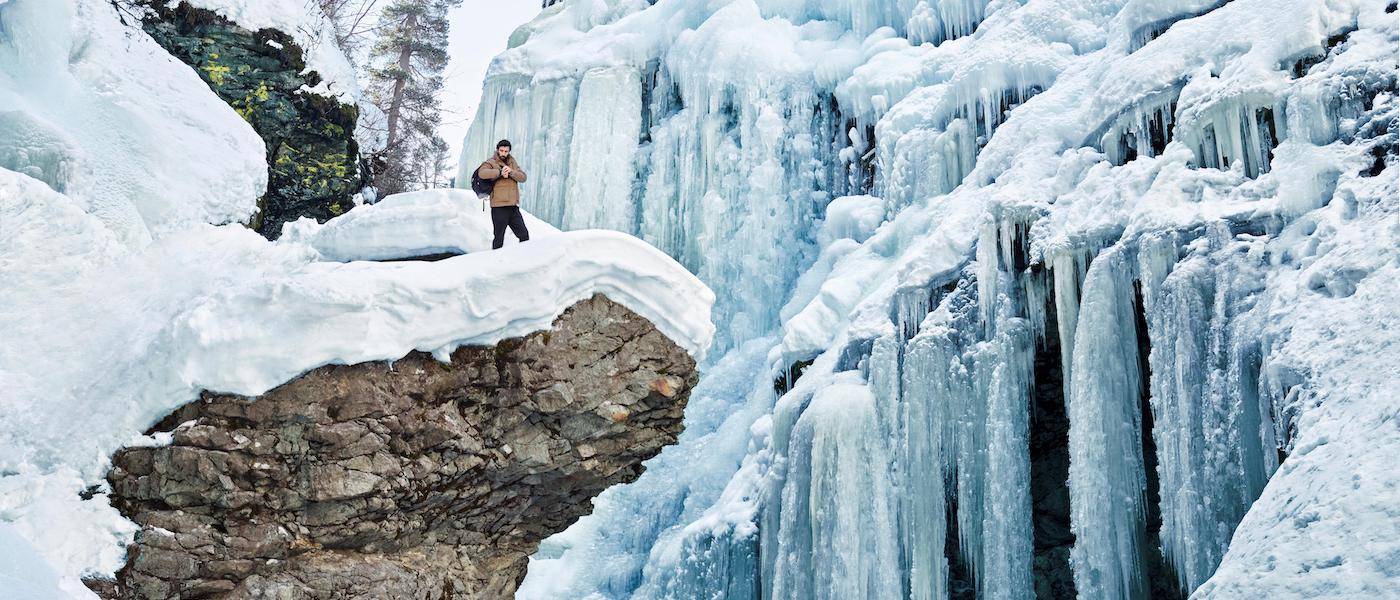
[497,139,512,149]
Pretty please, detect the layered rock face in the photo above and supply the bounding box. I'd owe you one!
[134,1,365,237]
[96,295,697,599]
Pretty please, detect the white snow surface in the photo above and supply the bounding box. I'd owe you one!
[0,0,267,246]
[0,522,70,599]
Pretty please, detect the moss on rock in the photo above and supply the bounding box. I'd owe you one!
[137,1,367,238]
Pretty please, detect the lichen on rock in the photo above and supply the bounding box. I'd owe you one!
[92,295,698,599]
[133,0,366,238]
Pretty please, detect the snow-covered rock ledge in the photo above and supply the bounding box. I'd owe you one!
[280,189,560,261]
[0,177,713,596]
[186,227,715,397]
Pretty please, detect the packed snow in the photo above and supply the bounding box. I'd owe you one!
[459,0,1399,598]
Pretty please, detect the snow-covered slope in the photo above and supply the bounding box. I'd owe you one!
[460,0,1399,598]
[0,0,267,246]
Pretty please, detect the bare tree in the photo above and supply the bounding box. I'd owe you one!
[315,0,385,60]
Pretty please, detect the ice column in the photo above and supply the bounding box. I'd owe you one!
[972,307,1035,600]
[563,65,643,232]
[1066,244,1150,600]
[901,327,957,600]
[768,375,903,600]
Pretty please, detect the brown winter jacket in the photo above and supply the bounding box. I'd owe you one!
[477,155,528,208]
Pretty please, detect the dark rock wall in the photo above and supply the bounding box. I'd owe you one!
[95,295,698,599]
[135,1,365,238]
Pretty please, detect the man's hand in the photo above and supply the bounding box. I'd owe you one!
[502,165,513,178]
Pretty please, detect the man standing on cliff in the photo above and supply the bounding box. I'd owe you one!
[477,139,530,249]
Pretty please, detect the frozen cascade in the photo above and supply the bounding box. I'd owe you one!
[564,65,644,232]
[471,0,1400,597]
[769,373,903,599]
[1065,244,1150,600]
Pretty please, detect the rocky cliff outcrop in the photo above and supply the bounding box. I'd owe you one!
[91,295,697,599]
[130,1,366,238]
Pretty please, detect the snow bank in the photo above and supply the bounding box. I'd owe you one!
[180,229,714,397]
[280,189,560,261]
[0,523,68,600]
[0,0,267,245]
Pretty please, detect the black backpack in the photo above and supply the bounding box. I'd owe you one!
[470,162,494,199]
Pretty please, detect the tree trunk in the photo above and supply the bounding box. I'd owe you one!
[383,11,416,150]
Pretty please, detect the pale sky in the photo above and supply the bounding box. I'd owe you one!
[441,2,541,169]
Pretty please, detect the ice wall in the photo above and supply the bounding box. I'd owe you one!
[467,0,1398,598]
[459,0,872,351]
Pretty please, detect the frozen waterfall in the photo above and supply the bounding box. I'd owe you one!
[462,0,1399,597]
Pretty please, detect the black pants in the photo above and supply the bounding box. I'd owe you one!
[491,205,530,249]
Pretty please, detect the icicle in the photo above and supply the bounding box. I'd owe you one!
[769,375,903,600]
[1096,87,1181,166]
[1181,99,1286,178]
[902,329,955,600]
[1066,244,1150,600]
[972,305,1035,600]
[1138,225,1277,594]
[977,217,1003,337]
[1048,245,1093,399]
